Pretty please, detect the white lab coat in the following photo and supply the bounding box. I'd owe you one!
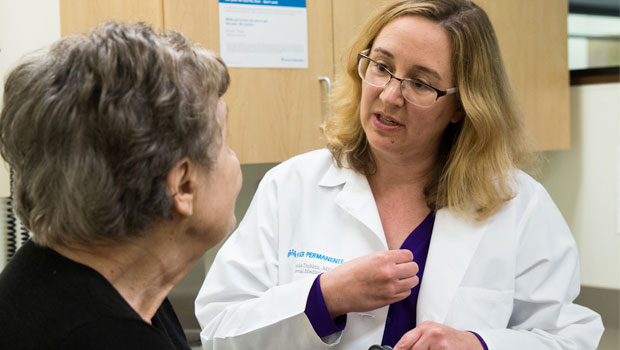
[195,149,603,350]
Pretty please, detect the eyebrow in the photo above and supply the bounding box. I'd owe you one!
[371,47,443,81]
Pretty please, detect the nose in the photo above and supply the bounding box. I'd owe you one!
[379,78,405,107]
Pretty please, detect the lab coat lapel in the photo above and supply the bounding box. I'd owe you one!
[416,208,488,324]
[319,164,387,248]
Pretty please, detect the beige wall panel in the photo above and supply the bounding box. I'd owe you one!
[165,0,334,163]
[163,0,218,48]
[60,0,569,159]
[475,0,570,150]
[60,0,163,36]
[332,0,392,75]
[333,0,570,151]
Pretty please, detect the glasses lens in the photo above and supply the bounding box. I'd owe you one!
[402,80,437,107]
[357,52,443,108]
[358,56,390,87]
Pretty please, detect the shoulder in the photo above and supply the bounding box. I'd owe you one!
[508,170,546,199]
[0,242,152,347]
[507,169,553,209]
[59,318,177,350]
[270,148,333,174]
[493,169,568,234]
[465,170,559,225]
[261,148,335,186]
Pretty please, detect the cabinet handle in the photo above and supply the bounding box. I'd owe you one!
[318,76,331,93]
[318,76,332,120]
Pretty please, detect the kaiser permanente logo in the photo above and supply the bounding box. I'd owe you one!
[287,249,344,265]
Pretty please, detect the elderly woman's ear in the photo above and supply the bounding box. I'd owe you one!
[167,158,197,217]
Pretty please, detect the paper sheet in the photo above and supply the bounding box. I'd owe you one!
[219,0,308,68]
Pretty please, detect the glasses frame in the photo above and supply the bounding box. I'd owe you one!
[357,49,458,107]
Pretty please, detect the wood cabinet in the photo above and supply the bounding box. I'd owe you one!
[476,0,570,150]
[163,0,334,163]
[59,0,569,163]
[60,0,163,34]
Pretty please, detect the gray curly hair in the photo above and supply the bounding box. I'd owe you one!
[0,21,230,247]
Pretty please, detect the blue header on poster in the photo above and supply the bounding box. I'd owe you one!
[219,0,305,8]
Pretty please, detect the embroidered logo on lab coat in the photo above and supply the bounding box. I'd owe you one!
[287,249,344,275]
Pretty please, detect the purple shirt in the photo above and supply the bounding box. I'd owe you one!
[380,211,435,346]
[304,211,488,349]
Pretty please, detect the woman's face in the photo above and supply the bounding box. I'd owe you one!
[360,16,462,163]
[194,98,242,246]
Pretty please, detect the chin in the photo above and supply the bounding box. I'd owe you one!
[367,134,394,150]
[229,215,237,232]
[216,216,237,243]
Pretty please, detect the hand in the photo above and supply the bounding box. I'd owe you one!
[320,249,419,317]
[394,321,484,350]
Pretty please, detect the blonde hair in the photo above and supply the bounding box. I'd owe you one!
[323,0,536,220]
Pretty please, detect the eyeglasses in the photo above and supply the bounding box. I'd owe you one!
[357,49,458,108]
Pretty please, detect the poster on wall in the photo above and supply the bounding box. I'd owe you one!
[218,0,308,68]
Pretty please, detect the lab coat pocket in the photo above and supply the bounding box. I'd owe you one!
[443,287,513,330]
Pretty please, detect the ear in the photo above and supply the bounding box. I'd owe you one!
[450,103,465,124]
[166,158,196,218]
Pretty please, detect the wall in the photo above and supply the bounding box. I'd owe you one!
[568,14,620,70]
[0,0,61,197]
[539,82,620,290]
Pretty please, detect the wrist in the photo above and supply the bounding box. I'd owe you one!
[319,272,347,318]
[466,331,488,350]
[305,274,346,338]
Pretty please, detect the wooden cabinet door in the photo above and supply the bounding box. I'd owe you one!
[164,0,334,163]
[332,0,392,76]
[60,0,569,161]
[333,0,570,151]
[476,0,570,150]
[60,0,163,35]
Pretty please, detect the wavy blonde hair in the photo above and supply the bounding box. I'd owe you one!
[323,0,536,220]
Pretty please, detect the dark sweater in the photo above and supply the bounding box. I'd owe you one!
[0,240,191,350]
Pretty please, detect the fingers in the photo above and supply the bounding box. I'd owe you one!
[394,327,422,350]
[394,260,419,280]
[321,249,420,316]
[396,275,419,290]
[390,248,414,263]
[394,322,437,350]
[385,249,417,281]
[386,274,419,306]
[382,250,419,300]
[395,322,483,350]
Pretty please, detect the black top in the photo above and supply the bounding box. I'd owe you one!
[0,240,191,350]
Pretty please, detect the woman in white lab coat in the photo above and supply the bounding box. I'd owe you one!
[195,0,604,349]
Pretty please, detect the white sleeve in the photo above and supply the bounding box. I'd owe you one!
[473,182,604,350]
[194,172,342,350]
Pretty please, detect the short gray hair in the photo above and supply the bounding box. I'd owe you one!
[0,21,230,247]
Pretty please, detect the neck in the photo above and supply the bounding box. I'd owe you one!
[51,224,204,324]
[369,146,438,190]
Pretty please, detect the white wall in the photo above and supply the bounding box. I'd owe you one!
[539,82,620,290]
[0,0,61,197]
[568,14,620,70]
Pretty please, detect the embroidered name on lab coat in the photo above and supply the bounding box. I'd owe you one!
[288,249,344,275]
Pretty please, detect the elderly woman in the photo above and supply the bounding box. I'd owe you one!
[0,22,241,350]
[195,0,603,349]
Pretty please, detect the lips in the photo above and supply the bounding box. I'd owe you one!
[375,112,402,126]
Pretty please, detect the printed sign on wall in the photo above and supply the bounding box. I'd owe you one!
[219,0,308,68]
